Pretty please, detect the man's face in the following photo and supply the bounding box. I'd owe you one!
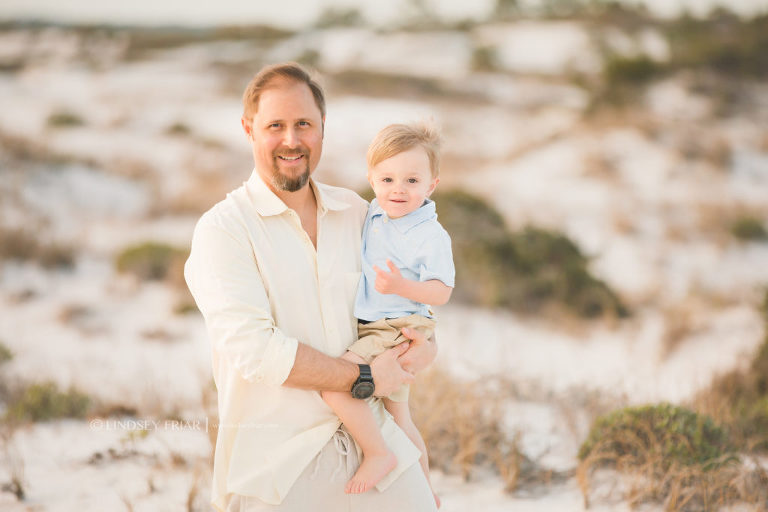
[368,147,438,219]
[242,80,324,193]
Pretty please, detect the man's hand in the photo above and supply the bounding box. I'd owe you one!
[372,260,405,295]
[370,343,414,397]
[397,327,437,375]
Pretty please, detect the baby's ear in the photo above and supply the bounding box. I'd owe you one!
[427,177,440,196]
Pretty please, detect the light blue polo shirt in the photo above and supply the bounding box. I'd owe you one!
[354,198,455,322]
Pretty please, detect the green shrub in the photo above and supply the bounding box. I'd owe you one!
[329,70,444,99]
[579,402,764,510]
[604,55,662,85]
[0,341,12,364]
[579,403,736,470]
[5,381,90,423]
[665,12,768,78]
[115,242,188,282]
[730,217,768,241]
[472,46,499,72]
[47,110,85,128]
[165,122,191,136]
[432,190,628,318]
[315,7,363,28]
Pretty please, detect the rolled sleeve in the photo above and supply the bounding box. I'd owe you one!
[185,218,298,386]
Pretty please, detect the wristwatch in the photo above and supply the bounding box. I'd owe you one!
[351,364,375,399]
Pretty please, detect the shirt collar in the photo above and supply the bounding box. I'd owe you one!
[370,198,437,232]
[245,169,350,217]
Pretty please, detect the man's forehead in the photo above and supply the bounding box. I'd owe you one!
[255,80,321,118]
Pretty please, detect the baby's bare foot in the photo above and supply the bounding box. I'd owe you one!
[344,452,397,494]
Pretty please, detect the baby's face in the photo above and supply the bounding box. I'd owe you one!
[368,147,438,219]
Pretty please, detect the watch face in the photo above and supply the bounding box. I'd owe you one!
[352,381,375,399]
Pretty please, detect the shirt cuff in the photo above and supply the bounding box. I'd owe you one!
[259,333,299,387]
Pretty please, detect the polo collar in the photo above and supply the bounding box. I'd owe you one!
[246,169,350,217]
[370,198,437,233]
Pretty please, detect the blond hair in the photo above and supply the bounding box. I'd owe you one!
[242,62,325,121]
[366,122,442,177]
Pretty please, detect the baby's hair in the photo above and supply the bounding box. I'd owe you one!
[367,122,442,177]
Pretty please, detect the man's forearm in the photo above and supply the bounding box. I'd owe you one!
[282,341,414,397]
[282,343,359,392]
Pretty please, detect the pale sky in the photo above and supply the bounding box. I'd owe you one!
[0,0,766,27]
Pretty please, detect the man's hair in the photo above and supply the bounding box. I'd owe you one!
[367,122,442,177]
[242,62,326,121]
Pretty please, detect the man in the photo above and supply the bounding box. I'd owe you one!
[184,63,438,511]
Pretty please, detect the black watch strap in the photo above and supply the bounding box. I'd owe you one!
[351,364,375,399]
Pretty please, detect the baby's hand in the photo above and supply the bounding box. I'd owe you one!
[372,260,405,295]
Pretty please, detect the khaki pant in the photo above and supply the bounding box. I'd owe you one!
[347,315,436,402]
[225,428,437,512]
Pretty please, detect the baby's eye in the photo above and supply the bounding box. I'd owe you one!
[382,177,393,182]
[408,178,418,184]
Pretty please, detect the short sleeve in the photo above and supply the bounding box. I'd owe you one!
[414,228,455,287]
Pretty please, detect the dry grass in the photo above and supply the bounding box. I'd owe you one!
[674,130,732,170]
[0,342,12,366]
[694,201,768,246]
[0,226,75,269]
[0,426,26,501]
[140,328,180,343]
[165,168,233,215]
[660,300,706,359]
[410,368,567,492]
[581,151,621,182]
[579,453,768,511]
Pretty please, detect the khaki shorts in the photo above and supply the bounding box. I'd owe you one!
[347,314,436,402]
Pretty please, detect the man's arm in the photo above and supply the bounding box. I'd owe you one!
[283,342,414,397]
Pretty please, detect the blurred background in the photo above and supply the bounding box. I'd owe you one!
[1,1,768,510]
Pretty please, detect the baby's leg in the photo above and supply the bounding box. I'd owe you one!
[384,398,440,508]
[321,351,396,494]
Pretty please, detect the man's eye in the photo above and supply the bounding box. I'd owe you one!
[269,123,281,129]
[298,121,310,127]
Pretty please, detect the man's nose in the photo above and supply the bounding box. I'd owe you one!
[282,127,299,147]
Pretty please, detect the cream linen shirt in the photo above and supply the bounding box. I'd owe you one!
[184,170,421,511]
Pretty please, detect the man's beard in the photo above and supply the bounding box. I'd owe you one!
[271,150,310,192]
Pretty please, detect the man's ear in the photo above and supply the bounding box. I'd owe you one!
[321,117,326,138]
[241,116,252,139]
